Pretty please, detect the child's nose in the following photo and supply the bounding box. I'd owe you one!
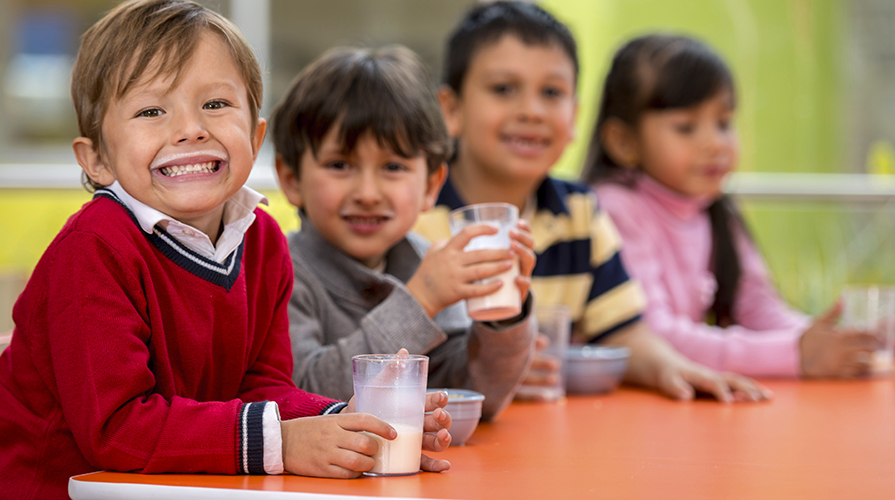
[352,171,383,206]
[516,92,546,122]
[172,110,209,144]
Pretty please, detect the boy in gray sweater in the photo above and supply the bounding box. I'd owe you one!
[270,46,538,420]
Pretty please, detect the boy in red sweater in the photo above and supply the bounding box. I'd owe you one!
[0,1,450,498]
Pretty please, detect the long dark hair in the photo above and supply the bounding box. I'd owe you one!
[583,34,743,327]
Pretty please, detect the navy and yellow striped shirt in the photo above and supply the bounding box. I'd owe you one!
[413,176,646,342]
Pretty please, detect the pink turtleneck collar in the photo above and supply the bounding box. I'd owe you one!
[635,174,716,222]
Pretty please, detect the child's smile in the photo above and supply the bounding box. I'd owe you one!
[151,151,226,179]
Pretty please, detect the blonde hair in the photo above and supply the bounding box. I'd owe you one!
[71,0,262,190]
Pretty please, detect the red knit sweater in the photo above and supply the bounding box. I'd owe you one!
[0,193,339,499]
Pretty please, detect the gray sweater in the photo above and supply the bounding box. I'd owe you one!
[287,216,536,420]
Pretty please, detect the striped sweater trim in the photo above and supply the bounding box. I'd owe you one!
[321,402,348,415]
[93,189,244,290]
[236,401,268,475]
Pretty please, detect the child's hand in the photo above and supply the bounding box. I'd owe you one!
[654,359,773,403]
[799,302,881,378]
[420,390,452,472]
[407,224,517,318]
[520,334,561,387]
[280,412,394,478]
[341,391,452,473]
[510,220,536,304]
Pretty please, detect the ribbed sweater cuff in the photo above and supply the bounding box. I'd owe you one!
[236,401,268,474]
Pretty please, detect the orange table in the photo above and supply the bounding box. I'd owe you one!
[70,377,895,499]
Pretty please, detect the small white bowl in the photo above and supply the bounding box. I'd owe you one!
[564,345,630,394]
[428,388,484,446]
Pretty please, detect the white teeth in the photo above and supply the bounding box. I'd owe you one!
[159,161,218,177]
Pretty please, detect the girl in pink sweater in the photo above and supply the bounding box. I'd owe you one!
[584,34,879,378]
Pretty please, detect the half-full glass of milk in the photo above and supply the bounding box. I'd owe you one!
[448,203,521,321]
[352,353,428,476]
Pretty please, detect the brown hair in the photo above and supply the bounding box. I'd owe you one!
[71,0,263,190]
[270,45,451,177]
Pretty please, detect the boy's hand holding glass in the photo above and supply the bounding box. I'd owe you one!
[406,219,535,320]
[280,387,451,478]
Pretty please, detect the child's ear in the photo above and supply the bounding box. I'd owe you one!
[252,118,268,159]
[422,163,448,211]
[437,85,462,138]
[275,155,303,209]
[73,137,116,186]
[600,118,639,168]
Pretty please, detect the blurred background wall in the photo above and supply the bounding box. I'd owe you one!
[0,0,893,331]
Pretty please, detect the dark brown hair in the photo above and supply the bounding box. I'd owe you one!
[443,1,578,95]
[71,0,263,190]
[583,34,743,327]
[270,45,451,177]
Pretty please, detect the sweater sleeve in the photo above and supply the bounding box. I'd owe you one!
[47,231,251,474]
[428,295,536,420]
[238,238,342,420]
[288,256,449,402]
[603,191,806,377]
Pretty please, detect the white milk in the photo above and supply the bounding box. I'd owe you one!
[467,260,521,321]
[366,423,423,475]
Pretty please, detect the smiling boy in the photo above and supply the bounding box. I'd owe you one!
[415,1,770,402]
[0,2,449,498]
[271,45,538,420]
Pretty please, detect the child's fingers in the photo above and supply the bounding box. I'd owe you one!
[447,224,500,250]
[328,448,377,475]
[422,427,452,452]
[724,374,772,402]
[423,407,451,433]
[462,260,514,283]
[338,413,397,440]
[509,226,535,251]
[425,390,449,412]
[462,279,504,298]
[511,241,536,277]
[458,248,512,265]
[420,453,451,473]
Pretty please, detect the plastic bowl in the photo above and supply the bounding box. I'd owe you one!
[427,388,484,446]
[563,345,630,394]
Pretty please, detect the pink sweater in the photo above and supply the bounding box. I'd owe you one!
[594,175,810,377]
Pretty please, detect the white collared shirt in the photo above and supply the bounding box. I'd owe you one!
[106,181,268,264]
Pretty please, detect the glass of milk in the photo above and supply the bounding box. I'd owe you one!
[841,285,895,375]
[514,304,571,402]
[352,353,428,476]
[448,202,521,322]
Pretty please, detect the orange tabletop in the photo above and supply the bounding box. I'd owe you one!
[70,376,895,500]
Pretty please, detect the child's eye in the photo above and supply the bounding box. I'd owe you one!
[325,161,349,171]
[384,162,409,173]
[718,119,731,131]
[491,84,514,96]
[203,100,230,110]
[674,123,695,135]
[542,86,564,98]
[135,108,163,118]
